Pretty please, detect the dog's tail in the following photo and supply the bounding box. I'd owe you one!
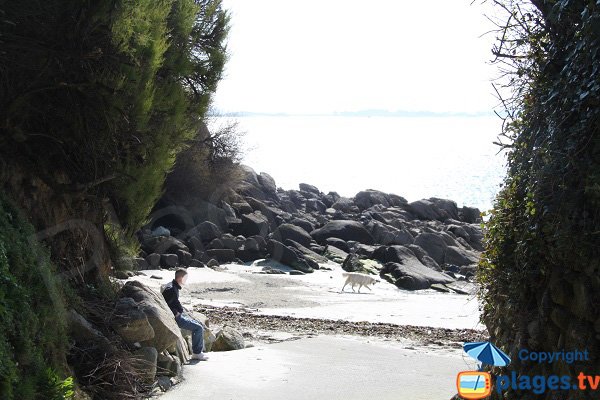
[341,272,350,277]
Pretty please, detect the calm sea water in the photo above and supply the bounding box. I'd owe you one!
[219,116,508,212]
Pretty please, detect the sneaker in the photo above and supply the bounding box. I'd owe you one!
[191,352,209,361]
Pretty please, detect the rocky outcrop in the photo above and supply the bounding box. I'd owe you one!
[133,165,483,292]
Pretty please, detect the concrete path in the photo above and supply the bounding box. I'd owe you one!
[161,335,467,400]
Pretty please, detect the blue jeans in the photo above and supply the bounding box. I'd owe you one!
[175,313,204,354]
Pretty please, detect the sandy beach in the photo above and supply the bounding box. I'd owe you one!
[127,261,485,399]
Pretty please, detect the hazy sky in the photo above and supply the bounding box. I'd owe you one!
[215,0,501,114]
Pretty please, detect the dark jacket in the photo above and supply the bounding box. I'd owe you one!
[162,279,184,316]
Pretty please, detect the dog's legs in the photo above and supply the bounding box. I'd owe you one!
[358,284,363,293]
[341,280,348,292]
[351,282,355,292]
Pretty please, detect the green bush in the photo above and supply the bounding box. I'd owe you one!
[478,1,600,397]
[0,0,230,236]
[0,194,71,399]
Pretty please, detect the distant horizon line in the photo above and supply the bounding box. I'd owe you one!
[215,109,498,118]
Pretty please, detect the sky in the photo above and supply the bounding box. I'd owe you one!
[214,0,502,115]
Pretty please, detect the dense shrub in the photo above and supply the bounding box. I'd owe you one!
[0,0,229,236]
[478,1,600,398]
[0,194,71,399]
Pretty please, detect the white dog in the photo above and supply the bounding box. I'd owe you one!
[341,272,379,293]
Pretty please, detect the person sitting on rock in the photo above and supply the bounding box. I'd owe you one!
[162,269,209,361]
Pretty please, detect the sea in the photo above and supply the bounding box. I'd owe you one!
[214,115,508,212]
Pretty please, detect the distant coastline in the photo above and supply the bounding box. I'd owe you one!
[219,109,497,118]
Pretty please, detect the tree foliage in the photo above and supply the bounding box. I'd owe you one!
[478,1,600,397]
[0,0,230,234]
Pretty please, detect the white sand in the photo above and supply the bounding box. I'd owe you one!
[132,262,483,330]
[160,335,472,400]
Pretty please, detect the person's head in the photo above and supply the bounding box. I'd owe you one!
[175,269,188,286]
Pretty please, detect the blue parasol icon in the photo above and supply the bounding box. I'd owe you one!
[463,341,511,368]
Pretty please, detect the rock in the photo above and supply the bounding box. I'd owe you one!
[189,259,205,268]
[444,246,479,266]
[272,223,313,247]
[160,254,179,268]
[331,197,356,213]
[323,244,348,263]
[459,206,482,223]
[207,259,219,267]
[146,253,161,268]
[114,270,134,279]
[207,238,224,249]
[188,221,222,243]
[299,183,320,194]
[407,244,441,271]
[414,233,447,265]
[267,239,313,273]
[244,237,260,251]
[289,270,305,275]
[380,260,454,290]
[151,236,189,255]
[258,172,277,194]
[428,198,459,220]
[176,249,192,266]
[111,297,155,344]
[131,346,158,383]
[235,212,270,237]
[365,220,414,246]
[206,248,236,263]
[285,239,329,264]
[374,246,454,290]
[212,326,245,351]
[354,190,391,209]
[135,257,149,270]
[306,198,327,213]
[325,237,350,252]
[67,310,115,353]
[151,226,171,237]
[157,376,173,391]
[311,220,374,245]
[120,281,189,361]
[219,234,240,250]
[405,199,450,221]
[289,218,315,234]
[151,275,163,279]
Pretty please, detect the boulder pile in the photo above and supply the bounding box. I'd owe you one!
[134,166,483,292]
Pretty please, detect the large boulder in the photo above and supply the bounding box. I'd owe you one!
[299,183,320,194]
[149,236,189,255]
[258,172,277,194]
[444,245,479,266]
[67,310,115,354]
[413,232,448,265]
[131,347,158,383]
[405,199,452,221]
[331,197,356,213]
[205,248,236,263]
[375,246,454,290]
[267,239,313,273]
[235,211,270,237]
[212,326,245,352]
[354,190,391,210]
[110,297,155,344]
[187,221,222,243]
[272,223,313,248]
[289,218,315,234]
[120,281,189,361]
[459,206,482,223]
[365,220,414,246]
[310,220,374,245]
[306,198,327,213]
[325,237,350,252]
[428,198,459,220]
